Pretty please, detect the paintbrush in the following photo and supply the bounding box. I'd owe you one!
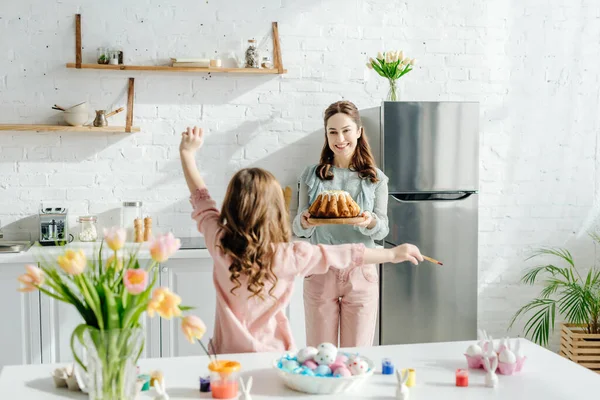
[423,255,443,265]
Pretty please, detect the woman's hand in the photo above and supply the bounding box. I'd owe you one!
[354,211,377,229]
[300,211,315,230]
[180,126,204,156]
[390,243,424,265]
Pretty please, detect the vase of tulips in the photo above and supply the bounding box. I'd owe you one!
[366,50,416,101]
[17,228,208,400]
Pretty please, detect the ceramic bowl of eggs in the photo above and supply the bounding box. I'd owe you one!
[274,342,375,394]
[464,338,527,375]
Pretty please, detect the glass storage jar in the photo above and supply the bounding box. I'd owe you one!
[77,216,98,242]
[121,202,142,242]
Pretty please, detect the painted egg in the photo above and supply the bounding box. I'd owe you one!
[315,343,338,365]
[333,366,352,377]
[296,346,318,363]
[349,359,369,375]
[315,365,332,376]
[302,360,318,370]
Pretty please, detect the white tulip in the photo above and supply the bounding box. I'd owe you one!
[402,57,411,65]
[377,52,384,60]
[398,50,404,61]
[385,52,393,63]
[410,58,416,65]
[366,62,373,69]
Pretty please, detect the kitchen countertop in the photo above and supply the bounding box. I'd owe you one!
[0,236,312,265]
[1,339,598,398]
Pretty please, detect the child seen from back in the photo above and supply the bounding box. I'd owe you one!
[179,126,424,354]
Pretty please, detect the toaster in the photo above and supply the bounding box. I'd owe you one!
[39,207,69,246]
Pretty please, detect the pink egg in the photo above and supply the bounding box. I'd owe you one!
[303,360,318,370]
[333,366,352,377]
[336,354,349,364]
[329,361,345,372]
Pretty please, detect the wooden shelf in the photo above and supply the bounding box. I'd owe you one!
[0,124,140,132]
[66,63,287,74]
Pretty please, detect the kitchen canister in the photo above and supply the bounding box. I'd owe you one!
[121,202,142,242]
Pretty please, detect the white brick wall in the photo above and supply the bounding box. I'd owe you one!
[1,0,600,351]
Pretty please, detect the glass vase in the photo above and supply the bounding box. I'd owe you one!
[77,327,144,400]
[387,79,399,101]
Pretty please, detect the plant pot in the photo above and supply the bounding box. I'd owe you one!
[559,323,600,374]
[73,326,145,400]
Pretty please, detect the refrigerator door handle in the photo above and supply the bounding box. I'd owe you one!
[390,192,476,203]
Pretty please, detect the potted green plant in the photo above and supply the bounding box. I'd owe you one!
[508,232,600,372]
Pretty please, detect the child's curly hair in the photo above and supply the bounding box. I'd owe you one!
[218,168,291,299]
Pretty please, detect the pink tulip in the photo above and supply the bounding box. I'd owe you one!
[149,232,181,263]
[103,227,126,251]
[17,264,44,292]
[57,249,87,275]
[181,315,207,344]
[123,269,148,295]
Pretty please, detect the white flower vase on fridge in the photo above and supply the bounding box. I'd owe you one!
[366,50,416,101]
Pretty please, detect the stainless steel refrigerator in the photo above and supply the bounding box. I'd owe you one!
[377,101,480,345]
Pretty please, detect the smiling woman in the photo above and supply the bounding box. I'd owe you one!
[293,100,390,348]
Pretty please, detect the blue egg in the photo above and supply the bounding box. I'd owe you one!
[315,365,332,376]
[301,367,316,376]
[281,359,300,372]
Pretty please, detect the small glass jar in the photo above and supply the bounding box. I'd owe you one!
[208,360,241,399]
[244,39,259,68]
[261,56,272,69]
[97,47,108,64]
[77,216,98,242]
[121,202,142,242]
[108,49,119,65]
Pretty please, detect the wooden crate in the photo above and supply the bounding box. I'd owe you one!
[559,323,600,373]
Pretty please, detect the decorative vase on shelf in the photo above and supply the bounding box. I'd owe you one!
[387,79,399,101]
[74,327,144,400]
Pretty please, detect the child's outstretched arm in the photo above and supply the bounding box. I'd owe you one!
[363,243,424,265]
[180,126,206,194]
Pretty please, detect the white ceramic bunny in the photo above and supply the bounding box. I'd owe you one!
[482,356,498,388]
[239,376,253,400]
[395,368,410,400]
[153,379,169,400]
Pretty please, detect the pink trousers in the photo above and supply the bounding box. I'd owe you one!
[303,264,379,348]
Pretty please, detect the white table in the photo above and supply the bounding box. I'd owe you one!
[1,339,598,399]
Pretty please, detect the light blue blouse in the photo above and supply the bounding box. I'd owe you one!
[292,164,390,249]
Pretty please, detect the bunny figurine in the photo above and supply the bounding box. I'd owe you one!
[482,356,498,388]
[395,368,410,400]
[239,376,253,400]
[153,379,169,400]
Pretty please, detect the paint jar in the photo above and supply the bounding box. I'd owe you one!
[456,368,469,387]
[401,368,416,387]
[208,360,241,399]
[382,358,394,375]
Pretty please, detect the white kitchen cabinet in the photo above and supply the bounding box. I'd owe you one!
[39,258,161,364]
[159,258,216,358]
[288,276,307,349]
[0,264,42,369]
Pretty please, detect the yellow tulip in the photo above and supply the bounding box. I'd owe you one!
[57,249,87,275]
[107,255,123,271]
[147,287,182,319]
[181,315,207,344]
[103,227,126,251]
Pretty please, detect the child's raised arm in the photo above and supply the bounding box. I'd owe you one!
[180,126,206,194]
[180,126,222,256]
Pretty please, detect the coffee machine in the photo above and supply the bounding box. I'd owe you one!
[39,207,69,246]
